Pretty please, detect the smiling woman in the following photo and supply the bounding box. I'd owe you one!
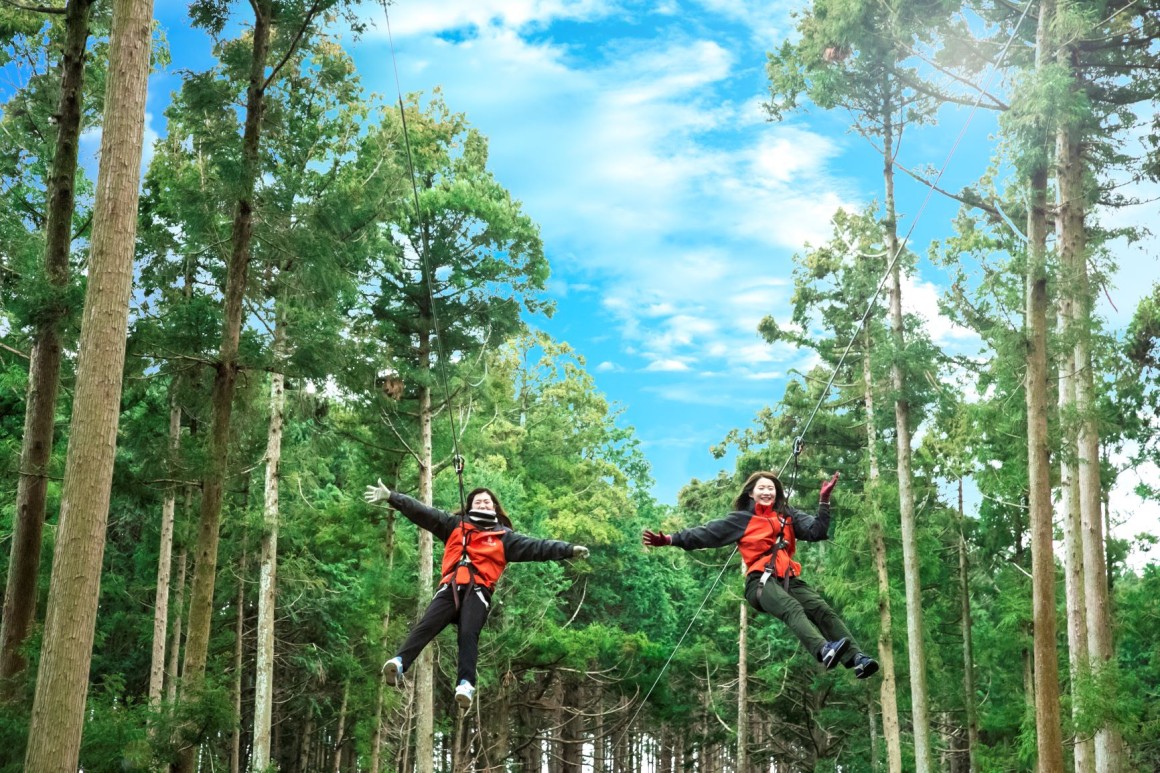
[643,469,879,677]
[364,481,589,711]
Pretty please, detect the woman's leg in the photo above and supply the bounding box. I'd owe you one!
[745,576,827,658]
[788,578,860,665]
[455,586,492,684]
[396,584,457,670]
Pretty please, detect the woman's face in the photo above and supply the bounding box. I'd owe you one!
[751,477,778,507]
[471,491,496,514]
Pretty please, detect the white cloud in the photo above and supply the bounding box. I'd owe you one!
[595,360,623,372]
[351,3,863,412]
[643,358,691,372]
[692,0,797,45]
[902,273,982,349]
[368,0,616,37]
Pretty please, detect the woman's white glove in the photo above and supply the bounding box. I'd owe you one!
[572,545,590,560]
[364,479,392,505]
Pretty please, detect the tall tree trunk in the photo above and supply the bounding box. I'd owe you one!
[491,677,512,765]
[252,321,286,770]
[958,481,980,773]
[149,398,182,708]
[231,547,248,773]
[563,680,584,773]
[0,0,93,701]
[881,78,933,773]
[370,670,387,773]
[1056,47,1120,771]
[864,325,903,773]
[737,597,749,773]
[592,691,606,773]
[415,329,436,773]
[548,677,564,773]
[1025,31,1066,760]
[1059,337,1094,772]
[370,508,398,773]
[299,717,315,773]
[177,3,272,769]
[332,681,349,773]
[22,0,153,764]
[167,488,192,705]
[1073,197,1124,773]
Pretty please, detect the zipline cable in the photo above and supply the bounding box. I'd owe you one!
[381,1,468,512]
[619,1,1036,738]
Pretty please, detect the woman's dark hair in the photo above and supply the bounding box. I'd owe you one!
[733,471,786,511]
[457,487,512,528]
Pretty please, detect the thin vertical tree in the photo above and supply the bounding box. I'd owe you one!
[1020,0,1067,766]
[1057,120,1095,773]
[23,0,154,765]
[175,4,334,768]
[0,0,93,699]
[1056,24,1126,773]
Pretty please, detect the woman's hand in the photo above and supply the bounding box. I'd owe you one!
[819,472,839,503]
[642,529,672,548]
[572,545,590,560]
[364,479,392,505]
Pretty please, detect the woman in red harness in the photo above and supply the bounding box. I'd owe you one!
[364,480,589,709]
[643,470,877,678]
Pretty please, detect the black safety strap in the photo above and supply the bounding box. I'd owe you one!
[756,514,794,602]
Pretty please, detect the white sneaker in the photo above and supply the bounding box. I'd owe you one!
[454,679,475,710]
[383,656,404,686]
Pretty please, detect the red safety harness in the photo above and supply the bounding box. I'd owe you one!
[440,522,506,609]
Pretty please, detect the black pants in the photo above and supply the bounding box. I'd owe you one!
[744,573,860,665]
[395,583,492,684]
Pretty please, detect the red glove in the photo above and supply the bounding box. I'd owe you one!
[642,529,672,548]
[819,472,839,503]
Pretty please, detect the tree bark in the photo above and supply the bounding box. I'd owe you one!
[1059,339,1094,772]
[252,324,286,770]
[167,489,192,705]
[958,481,980,773]
[1025,27,1066,758]
[562,679,584,773]
[332,681,349,773]
[149,398,182,708]
[177,3,272,769]
[737,596,749,773]
[1073,187,1124,773]
[231,547,247,773]
[0,0,93,701]
[23,0,153,765]
[415,329,436,773]
[370,508,398,773]
[882,84,932,773]
[864,324,903,773]
[1056,50,1118,771]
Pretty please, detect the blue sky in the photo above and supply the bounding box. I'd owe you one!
[125,1,1160,526]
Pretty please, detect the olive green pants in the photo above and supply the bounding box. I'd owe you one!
[744,573,859,665]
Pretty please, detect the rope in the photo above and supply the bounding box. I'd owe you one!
[621,0,1036,738]
[380,1,468,514]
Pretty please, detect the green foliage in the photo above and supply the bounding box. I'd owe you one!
[2,0,1159,769]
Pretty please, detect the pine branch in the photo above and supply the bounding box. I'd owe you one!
[262,0,327,92]
[1,342,30,359]
[900,43,1011,111]
[0,0,66,14]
